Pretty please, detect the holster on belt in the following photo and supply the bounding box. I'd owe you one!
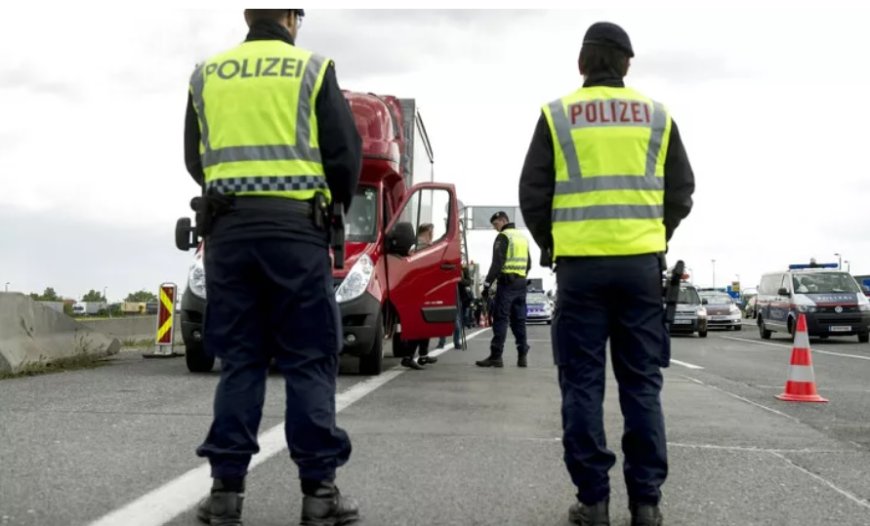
[195,189,234,238]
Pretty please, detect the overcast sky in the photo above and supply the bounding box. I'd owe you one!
[2,6,869,301]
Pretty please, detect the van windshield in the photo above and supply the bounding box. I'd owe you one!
[792,273,861,294]
[345,186,378,243]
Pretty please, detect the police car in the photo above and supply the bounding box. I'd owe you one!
[756,263,870,342]
[669,282,708,338]
[526,290,553,324]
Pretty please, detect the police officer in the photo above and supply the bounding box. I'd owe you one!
[475,211,532,368]
[519,22,695,526]
[184,9,362,526]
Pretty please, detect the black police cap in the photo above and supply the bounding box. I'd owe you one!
[582,21,634,58]
[291,8,305,17]
[490,211,509,223]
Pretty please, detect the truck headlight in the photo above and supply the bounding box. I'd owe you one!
[796,305,817,313]
[188,251,206,299]
[859,304,870,312]
[336,254,374,304]
[697,308,707,318]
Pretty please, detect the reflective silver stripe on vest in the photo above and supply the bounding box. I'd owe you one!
[553,204,663,222]
[644,101,667,179]
[205,175,328,194]
[192,54,326,169]
[203,144,311,169]
[555,175,664,194]
[548,100,582,180]
[190,64,210,150]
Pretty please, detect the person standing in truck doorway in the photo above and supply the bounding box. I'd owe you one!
[475,211,532,368]
[184,9,363,526]
[519,21,695,526]
[402,223,439,369]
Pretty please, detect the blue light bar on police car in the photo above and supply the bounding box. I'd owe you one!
[788,263,838,269]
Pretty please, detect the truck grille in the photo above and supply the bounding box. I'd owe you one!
[817,315,862,325]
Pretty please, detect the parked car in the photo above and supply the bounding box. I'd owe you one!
[670,283,708,338]
[525,291,553,324]
[698,291,743,330]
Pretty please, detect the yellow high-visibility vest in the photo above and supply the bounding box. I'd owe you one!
[190,40,332,202]
[501,228,529,277]
[542,86,671,257]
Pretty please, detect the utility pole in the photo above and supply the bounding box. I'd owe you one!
[711,259,716,288]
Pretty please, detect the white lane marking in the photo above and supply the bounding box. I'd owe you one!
[721,336,870,361]
[676,374,800,423]
[769,451,870,511]
[89,329,490,526]
[670,359,704,370]
[668,442,847,454]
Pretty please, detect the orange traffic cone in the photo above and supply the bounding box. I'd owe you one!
[775,314,828,403]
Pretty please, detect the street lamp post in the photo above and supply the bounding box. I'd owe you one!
[711,259,716,288]
[845,260,851,273]
[834,252,842,270]
[4,282,8,293]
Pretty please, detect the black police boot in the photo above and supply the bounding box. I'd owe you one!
[419,355,438,365]
[475,357,504,367]
[517,355,528,368]
[568,499,609,526]
[197,478,244,526]
[401,357,425,370]
[629,502,662,526]
[300,481,360,526]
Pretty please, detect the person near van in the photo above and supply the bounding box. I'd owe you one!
[475,211,532,368]
[519,22,695,526]
[185,9,362,525]
[402,224,439,369]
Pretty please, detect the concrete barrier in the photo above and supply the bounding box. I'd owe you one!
[79,315,182,343]
[0,293,121,375]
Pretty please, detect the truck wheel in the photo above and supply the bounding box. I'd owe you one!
[859,332,869,343]
[359,318,384,375]
[758,317,772,340]
[185,342,214,373]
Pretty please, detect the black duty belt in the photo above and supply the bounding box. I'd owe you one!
[231,196,314,217]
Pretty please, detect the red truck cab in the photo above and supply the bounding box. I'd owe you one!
[336,93,462,374]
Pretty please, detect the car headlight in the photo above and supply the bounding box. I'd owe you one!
[335,254,374,303]
[188,251,206,299]
[796,305,817,313]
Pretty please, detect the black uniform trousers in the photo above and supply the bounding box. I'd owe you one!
[489,276,529,359]
[553,254,668,506]
[196,235,351,482]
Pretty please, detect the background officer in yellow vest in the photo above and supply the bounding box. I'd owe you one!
[476,211,532,368]
[183,9,362,526]
[519,22,695,526]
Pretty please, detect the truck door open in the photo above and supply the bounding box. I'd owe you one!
[384,183,461,340]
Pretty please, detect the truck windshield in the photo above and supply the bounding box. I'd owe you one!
[345,186,378,243]
[792,273,862,294]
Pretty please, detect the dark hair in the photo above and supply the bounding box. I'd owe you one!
[489,211,509,223]
[245,9,294,24]
[579,44,629,77]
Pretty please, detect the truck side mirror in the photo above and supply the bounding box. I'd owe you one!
[175,217,198,251]
[387,222,415,256]
[777,287,790,296]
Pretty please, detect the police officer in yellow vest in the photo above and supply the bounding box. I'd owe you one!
[519,22,695,526]
[184,9,362,526]
[476,211,532,368]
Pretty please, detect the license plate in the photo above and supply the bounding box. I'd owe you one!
[673,319,692,325]
[829,326,852,332]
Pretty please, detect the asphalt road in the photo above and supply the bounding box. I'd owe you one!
[2,321,870,525]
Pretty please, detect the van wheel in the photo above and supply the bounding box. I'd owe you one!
[758,318,772,340]
[185,342,215,373]
[359,317,384,375]
[859,332,870,343]
[698,329,708,338]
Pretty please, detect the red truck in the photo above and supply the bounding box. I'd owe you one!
[177,92,463,375]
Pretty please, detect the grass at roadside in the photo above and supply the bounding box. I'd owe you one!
[0,353,112,380]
